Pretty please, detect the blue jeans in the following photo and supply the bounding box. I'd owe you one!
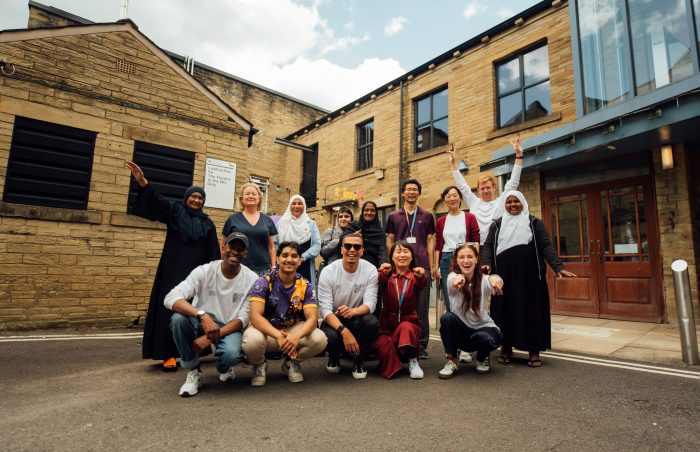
[439,252,453,312]
[170,313,243,373]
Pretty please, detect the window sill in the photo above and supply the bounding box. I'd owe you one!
[407,143,451,163]
[0,202,102,224]
[352,167,378,178]
[487,112,562,140]
[111,213,166,230]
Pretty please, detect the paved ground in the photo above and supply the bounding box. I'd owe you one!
[2,331,699,451]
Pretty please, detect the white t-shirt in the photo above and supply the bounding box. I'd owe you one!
[164,261,258,326]
[446,272,499,330]
[442,213,467,252]
[317,259,378,320]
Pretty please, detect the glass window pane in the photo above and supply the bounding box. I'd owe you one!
[524,45,549,85]
[525,81,551,121]
[577,0,633,114]
[416,97,430,125]
[629,0,693,94]
[498,57,520,94]
[416,125,430,152]
[499,91,523,128]
[433,89,448,119]
[433,118,449,148]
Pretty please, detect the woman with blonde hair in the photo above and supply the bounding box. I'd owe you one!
[222,182,277,275]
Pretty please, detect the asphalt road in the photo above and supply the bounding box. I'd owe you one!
[1,331,699,451]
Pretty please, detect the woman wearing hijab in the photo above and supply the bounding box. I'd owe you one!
[481,190,576,367]
[276,194,321,282]
[346,200,386,268]
[125,160,220,371]
[320,206,354,265]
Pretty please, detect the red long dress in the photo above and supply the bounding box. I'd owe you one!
[373,269,427,379]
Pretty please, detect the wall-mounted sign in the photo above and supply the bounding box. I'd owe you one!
[204,158,236,210]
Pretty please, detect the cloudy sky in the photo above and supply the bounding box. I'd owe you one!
[2,0,542,111]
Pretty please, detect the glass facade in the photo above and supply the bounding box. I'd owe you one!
[577,0,699,114]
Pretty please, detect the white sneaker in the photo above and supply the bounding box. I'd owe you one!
[326,357,341,374]
[179,369,203,397]
[282,359,304,383]
[250,361,267,387]
[218,367,236,382]
[476,356,491,373]
[351,359,367,380]
[408,358,424,379]
[459,350,473,363]
[439,360,459,379]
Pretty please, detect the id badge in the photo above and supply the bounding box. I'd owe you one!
[406,236,417,244]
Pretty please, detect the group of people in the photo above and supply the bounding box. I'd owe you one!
[125,135,576,397]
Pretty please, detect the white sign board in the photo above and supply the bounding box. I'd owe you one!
[204,158,237,210]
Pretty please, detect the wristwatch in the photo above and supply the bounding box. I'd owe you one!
[336,325,346,335]
[196,310,206,321]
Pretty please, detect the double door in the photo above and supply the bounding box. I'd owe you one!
[542,176,663,322]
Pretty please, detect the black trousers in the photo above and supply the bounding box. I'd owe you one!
[321,313,379,362]
[439,312,502,362]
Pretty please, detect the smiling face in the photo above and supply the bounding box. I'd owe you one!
[443,187,461,211]
[277,246,302,274]
[362,203,377,222]
[290,199,305,218]
[477,180,496,202]
[186,192,204,210]
[455,246,478,279]
[341,235,364,264]
[337,211,352,229]
[402,183,420,205]
[391,244,413,271]
[505,195,524,216]
[223,240,247,269]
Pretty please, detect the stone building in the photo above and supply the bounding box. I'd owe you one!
[287,0,700,324]
[0,2,324,329]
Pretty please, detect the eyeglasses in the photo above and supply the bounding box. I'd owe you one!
[342,243,363,251]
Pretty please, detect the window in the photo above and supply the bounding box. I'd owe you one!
[249,175,269,213]
[300,143,318,208]
[414,88,448,152]
[127,141,195,214]
[577,0,697,114]
[3,117,96,210]
[356,119,374,171]
[496,44,551,128]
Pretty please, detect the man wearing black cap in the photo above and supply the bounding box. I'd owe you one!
[165,232,258,397]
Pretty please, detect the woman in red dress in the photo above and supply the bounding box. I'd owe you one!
[373,241,427,379]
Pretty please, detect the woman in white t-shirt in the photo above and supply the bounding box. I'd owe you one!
[438,243,504,379]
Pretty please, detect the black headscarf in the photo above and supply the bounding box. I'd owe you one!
[349,200,385,249]
[170,186,211,242]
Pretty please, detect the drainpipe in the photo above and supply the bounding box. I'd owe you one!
[398,80,404,208]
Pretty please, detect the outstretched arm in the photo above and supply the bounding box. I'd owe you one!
[447,145,478,208]
[503,137,524,192]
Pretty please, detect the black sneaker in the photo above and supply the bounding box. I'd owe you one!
[326,357,340,374]
[351,359,367,380]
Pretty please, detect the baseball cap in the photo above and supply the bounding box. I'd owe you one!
[225,232,248,248]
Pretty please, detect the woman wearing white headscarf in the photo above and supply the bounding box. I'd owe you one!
[481,190,575,368]
[277,194,321,283]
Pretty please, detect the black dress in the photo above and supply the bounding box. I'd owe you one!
[135,185,220,360]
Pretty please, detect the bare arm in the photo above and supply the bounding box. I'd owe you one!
[267,235,276,270]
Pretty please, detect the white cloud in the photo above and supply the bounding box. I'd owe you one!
[320,32,370,55]
[384,16,407,37]
[344,21,354,30]
[463,1,483,20]
[497,7,514,19]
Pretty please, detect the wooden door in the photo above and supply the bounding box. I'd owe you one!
[543,176,664,322]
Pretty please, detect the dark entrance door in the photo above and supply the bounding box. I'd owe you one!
[543,175,664,322]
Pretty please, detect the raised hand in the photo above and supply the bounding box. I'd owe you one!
[124,160,148,187]
[447,144,457,170]
[509,136,524,158]
[379,263,392,276]
[413,267,425,279]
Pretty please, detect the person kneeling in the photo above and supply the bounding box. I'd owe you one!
[166,232,258,396]
[439,243,503,379]
[242,241,327,386]
[318,232,379,379]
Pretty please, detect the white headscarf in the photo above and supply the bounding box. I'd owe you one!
[277,195,312,244]
[496,190,533,255]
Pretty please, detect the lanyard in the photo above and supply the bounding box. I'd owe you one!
[394,276,409,322]
[404,209,417,238]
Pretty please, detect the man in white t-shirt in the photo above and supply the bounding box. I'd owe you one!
[317,232,379,379]
[165,232,258,397]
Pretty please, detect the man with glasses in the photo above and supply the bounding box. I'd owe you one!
[165,232,258,397]
[385,179,436,359]
[317,232,379,379]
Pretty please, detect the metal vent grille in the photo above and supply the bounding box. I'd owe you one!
[116,59,135,74]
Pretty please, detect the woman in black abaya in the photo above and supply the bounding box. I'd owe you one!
[125,160,220,371]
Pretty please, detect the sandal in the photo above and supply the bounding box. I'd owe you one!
[496,355,511,365]
[162,357,178,372]
[527,358,542,368]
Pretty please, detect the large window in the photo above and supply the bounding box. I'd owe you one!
[127,141,195,214]
[577,0,697,114]
[3,117,96,210]
[496,44,551,128]
[300,143,318,208]
[356,119,374,171]
[415,88,448,152]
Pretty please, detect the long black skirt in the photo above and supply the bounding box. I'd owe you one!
[490,242,551,352]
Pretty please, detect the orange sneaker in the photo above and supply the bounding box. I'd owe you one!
[162,357,178,372]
